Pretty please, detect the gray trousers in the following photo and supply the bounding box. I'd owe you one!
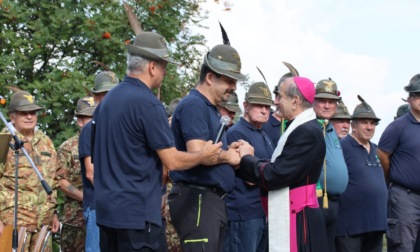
[387,184,420,252]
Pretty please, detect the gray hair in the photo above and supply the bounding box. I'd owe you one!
[283,79,312,109]
[127,54,150,75]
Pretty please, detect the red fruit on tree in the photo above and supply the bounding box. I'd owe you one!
[102,32,111,39]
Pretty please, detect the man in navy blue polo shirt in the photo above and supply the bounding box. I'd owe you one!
[79,71,119,252]
[218,91,241,129]
[336,95,387,252]
[222,82,274,252]
[378,74,420,252]
[92,32,224,252]
[168,44,246,252]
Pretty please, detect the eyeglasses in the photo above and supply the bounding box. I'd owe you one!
[366,160,381,167]
[409,92,420,98]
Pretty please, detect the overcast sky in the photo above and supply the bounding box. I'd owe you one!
[194,0,420,143]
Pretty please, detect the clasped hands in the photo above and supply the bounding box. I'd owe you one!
[199,139,254,167]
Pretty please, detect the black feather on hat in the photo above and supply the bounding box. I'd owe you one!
[351,95,380,121]
[219,21,230,46]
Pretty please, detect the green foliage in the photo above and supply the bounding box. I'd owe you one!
[0,0,208,147]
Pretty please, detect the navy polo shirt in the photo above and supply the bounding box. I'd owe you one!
[318,123,348,195]
[336,135,387,236]
[170,89,235,193]
[79,121,95,211]
[93,76,175,229]
[262,113,281,147]
[225,117,273,221]
[378,112,420,191]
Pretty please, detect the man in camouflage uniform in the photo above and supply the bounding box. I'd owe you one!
[164,97,182,252]
[0,90,60,252]
[57,96,96,252]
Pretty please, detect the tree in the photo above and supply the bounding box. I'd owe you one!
[0,0,208,146]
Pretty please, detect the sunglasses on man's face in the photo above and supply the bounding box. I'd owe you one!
[409,92,420,98]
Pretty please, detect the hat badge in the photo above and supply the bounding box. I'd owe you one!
[323,80,335,93]
[23,94,34,103]
[83,97,95,107]
[259,86,270,97]
[108,73,118,83]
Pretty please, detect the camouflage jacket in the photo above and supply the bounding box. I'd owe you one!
[0,129,58,232]
[56,134,84,227]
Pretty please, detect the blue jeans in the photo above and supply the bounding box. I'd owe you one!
[84,207,100,252]
[222,217,266,252]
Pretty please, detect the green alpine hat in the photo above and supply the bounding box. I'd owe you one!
[203,44,246,81]
[7,91,43,113]
[75,96,96,117]
[220,92,241,113]
[351,95,380,121]
[167,98,182,117]
[394,104,409,120]
[126,32,176,64]
[404,74,420,93]
[245,82,273,106]
[331,100,351,120]
[91,71,119,94]
[315,78,340,100]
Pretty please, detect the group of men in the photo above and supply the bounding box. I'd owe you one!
[0,29,420,252]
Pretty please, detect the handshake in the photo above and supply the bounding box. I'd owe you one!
[199,140,254,167]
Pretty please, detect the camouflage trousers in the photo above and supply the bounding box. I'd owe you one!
[60,223,85,252]
[165,182,182,252]
[166,217,182,252]
[23,230,52,252]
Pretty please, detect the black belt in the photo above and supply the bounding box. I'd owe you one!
[174,182,227,199]
[328,194,340,202]
[391,182,420,195]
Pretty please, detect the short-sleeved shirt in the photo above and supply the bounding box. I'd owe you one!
[170,89,235,193]
[93,76,175,229]
[318,123,348,195]
[79,121,95,211]
[378,112,420,190]
[262,113,281,147]
[336,135,387,236]
[225,117,273,221]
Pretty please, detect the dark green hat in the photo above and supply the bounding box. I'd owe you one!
[91,71,119,94]
[404,74,420,93]
[75,96,96,117]
[167,98,182,116]
[394,104,409,120]
[315,78,340,100]
[220,92,241,113]
[352,95,380,121]
[331,100,351,120]
[126,32,176,64]
[7,91,43,112]
[203,44,246,81]
[245,82,273,106]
